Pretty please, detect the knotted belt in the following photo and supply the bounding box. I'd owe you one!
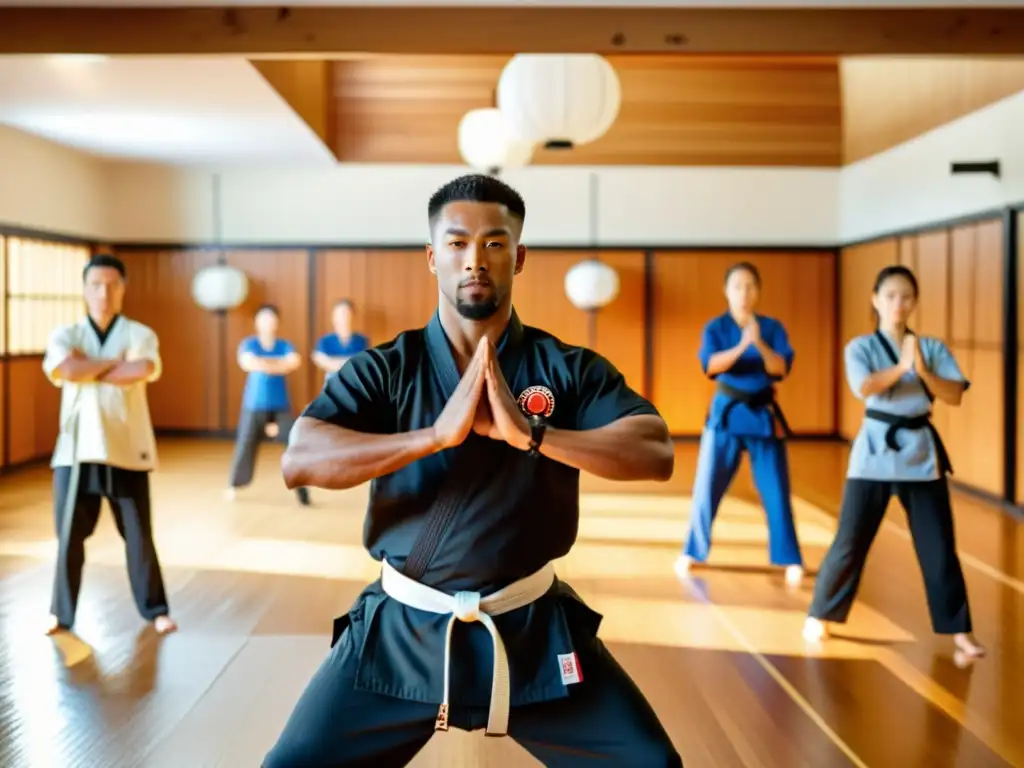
[380,558,556,736]
[864,409,954,476]
[714,381,793,438]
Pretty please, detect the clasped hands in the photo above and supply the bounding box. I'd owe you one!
[898,333,928,376]
[740,319,761,348]
[431,337,532,452]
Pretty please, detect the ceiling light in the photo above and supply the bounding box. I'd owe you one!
[48,55,109,65]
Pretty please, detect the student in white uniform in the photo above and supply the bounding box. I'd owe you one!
[803,265,984,659]
[42,254,176,636]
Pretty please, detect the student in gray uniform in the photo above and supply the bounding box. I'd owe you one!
[803,265,985,659]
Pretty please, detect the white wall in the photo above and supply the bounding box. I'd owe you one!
[0,124,109,239]
[104,162,839,247]
[840,89,1024,243]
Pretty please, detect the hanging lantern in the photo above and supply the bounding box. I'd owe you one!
[191,264,249,312]
[564,259,620,311]
[497,54,621,149]
[457,107,534,174]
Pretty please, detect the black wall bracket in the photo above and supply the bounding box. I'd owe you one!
[951,160,1001,178]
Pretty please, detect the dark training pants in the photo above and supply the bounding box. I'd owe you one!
[50,466,170,629]
[228,407,308,503]
[808,477,972,634]
[262,629,683,767]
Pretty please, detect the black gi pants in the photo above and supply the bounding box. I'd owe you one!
[808,477,972,634]
[228,408,308,503]
[261,629,682,767]
[50,465,170,629]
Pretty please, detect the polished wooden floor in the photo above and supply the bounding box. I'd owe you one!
[0,438,1022,768]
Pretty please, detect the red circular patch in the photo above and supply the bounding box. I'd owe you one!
[518,386,555,418]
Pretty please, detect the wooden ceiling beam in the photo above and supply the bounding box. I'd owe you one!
[249,59,337,158]
[0,7,1022,56]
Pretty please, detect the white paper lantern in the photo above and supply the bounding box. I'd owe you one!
[564,260,620,311]
[191,264,249,312]
[458,107,534,173]
[497,54,621,149]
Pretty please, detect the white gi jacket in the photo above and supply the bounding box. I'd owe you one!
[42,316,162,472]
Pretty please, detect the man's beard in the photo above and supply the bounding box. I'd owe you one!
[455,296,500,320]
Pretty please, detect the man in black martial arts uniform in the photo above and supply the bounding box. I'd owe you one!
[263,175,682,767]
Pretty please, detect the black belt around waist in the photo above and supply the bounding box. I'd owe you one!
[714,382,792,438]
[864,409,953,476]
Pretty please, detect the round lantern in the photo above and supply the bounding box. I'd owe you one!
[564,259,620,311]
[497,54,621,149]
[191,264,249,312]
[458,108,534,174]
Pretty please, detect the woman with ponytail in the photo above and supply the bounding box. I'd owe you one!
[803,265,984,659]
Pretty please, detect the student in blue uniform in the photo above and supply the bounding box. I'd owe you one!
[804,265,985,659]
[675,262,804,587]
[261,175,681,767]
[312,298,370,379]
[227,304,310,506]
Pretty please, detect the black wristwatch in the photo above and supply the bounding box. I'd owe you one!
[526,416,547,457]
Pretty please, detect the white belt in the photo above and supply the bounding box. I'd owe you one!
[380,559,556,736]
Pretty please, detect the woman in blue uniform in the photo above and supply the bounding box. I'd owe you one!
[803,265,985,659]
[675,262,804,587]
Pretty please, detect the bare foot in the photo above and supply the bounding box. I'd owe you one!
[153,615,178,635]
[44,615,68,636]
[953,632,985,658]
[784,565,803,588]
[802,616,829,643]
[673,555,692,579]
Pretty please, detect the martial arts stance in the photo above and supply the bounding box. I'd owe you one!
[675,262,803,587]
[226,304,309,505]
[803,265,985,659]
[42,254,176,636]
[311,298,370,378]
[263,175,681,767]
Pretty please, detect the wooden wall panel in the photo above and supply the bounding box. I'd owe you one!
[332,55,842,167]
[897,235,918,327]
[915,231,951,443]
[841,57,1024,164]
[0,359,6,469]
[945,220,1004,497]
[118,249,222,431]
[6,356,59,466]
[592,251,647,397]
[651,251,835,436]
[914,231,950,343]
[224,251,312,428]
[510,251,590,350]
[1018,213,1024,504]
[838,239,898,440]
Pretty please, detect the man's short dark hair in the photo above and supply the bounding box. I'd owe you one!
[83,253,126,281]
[427,174,526,231]
[334,299,354,310]
[256,303,279,317]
